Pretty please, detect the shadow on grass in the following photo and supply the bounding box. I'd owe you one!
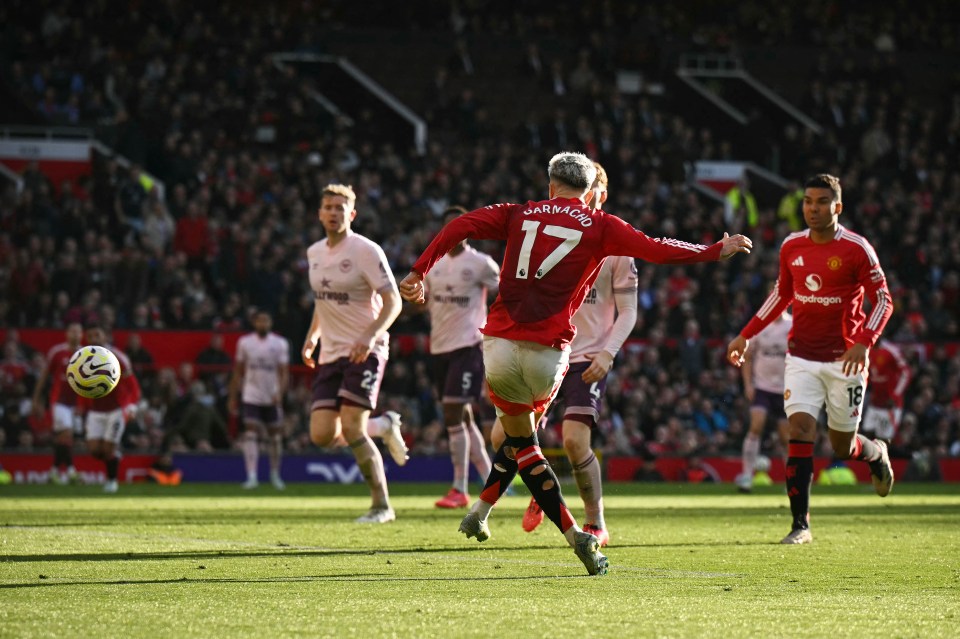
[0,572,584,589]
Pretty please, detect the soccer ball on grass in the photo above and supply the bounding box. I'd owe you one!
[66,345,121,399]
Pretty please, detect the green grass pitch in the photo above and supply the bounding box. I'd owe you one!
[2,482,958,638]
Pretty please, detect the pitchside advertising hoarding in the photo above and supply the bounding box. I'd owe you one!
[0,138,92,187]
[2,452,958,484]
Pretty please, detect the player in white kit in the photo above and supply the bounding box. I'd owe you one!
[425,206,500,509]
[735,309,792,493]
[493,162,637,547]
[301,184,405,524]
[229,311,290,490]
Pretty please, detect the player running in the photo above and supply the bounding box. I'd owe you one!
[727,173,894,544]
[302,183,406,524]
[401,152,752,575]
[80,324,142,493]
[424,206,499,509]
[32,322,84,484]
[229,310,290,490]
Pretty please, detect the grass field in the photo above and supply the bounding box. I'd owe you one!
[1,482,958,638]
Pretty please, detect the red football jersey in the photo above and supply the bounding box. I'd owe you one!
[742,225,893,361]
[45,342,79,407]
[867,341,911,407]
[412,197,724,349]
[86,347,141,411]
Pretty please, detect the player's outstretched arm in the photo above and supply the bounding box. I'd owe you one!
[727,335,749,368]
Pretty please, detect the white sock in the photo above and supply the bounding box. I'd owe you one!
[349,435,390,508]
[562,524,583,547]
[242,431,258,479]
[742,432,761,477]
[466,421,491,485]
[448,424,469,494]
[471,498,494,522]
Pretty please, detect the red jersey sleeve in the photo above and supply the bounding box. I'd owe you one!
[851,250,892,349]
[600,215,724,264]
[741,242,795,339]
[412,204,516,277]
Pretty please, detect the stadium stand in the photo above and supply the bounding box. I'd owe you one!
[1,0,958,471]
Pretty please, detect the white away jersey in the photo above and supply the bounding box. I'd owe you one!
[307,233,398,364]
[570,255,638,362]
[236,332,289,405]
[751,315,792,393]
[425,245,500,354]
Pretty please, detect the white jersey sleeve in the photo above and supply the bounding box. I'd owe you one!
[425,246,500,354]
[569,256,638,362]
[307,233,397,364]
[237,333,289,405]
[752,315,792,393]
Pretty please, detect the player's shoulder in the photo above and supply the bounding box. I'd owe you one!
[347,232,387,256]
[48,342,71,358]
[270,332,290,347]
[109,347,133,369]
[781,230,809,248]
[306,239,326,257]
[837,226,880,263]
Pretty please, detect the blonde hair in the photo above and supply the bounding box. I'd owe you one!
[321,183,357,209]
[592,161,609,191]
[547,152,596,192]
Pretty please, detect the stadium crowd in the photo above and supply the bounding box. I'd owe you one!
[2,0,959,472]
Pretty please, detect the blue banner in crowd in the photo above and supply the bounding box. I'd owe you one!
[172,453,460,484]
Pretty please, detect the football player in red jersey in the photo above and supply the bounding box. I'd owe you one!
[79,325,142,493]
[861,339,912,444]
[727,174,895,545]
[32,322,84,484]
[401,152,752,575]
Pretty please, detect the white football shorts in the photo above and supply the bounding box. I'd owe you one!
[52,403,81,434]
[85,409,126,445]
[861,406,901,440]
[482,336,568,417]
[783,353,868,433]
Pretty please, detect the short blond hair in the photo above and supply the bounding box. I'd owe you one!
[592,161,608,191]
[321,183,357,209]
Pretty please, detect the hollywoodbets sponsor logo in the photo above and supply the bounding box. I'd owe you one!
[315,290,350,305]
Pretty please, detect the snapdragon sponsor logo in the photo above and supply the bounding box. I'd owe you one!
[795,293,842,306]
[524,203,593,227]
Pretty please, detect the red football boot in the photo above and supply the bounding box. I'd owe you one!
[521,497,544,532]
[435,488,470,509]
[582,523,610,547]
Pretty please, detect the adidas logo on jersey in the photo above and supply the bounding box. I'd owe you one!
[850,407,860,418]
[791,256,805,267]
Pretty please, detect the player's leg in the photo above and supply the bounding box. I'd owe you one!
[780,355,821,544]
[240,406,263,489]
[824,366,893,497]
[563,418,607,545]
[99,409,126,493]
[556,363,608,543]
[50,404,77,484]
[437,400,472,507]
[309,360,344,447]
[341,354,393,523]
[738,405,768,493]
[266,407,285,490]
[463,403,492,482]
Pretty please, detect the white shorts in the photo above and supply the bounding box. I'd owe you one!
[862,406,901,440]
[52,403,82,434]
[482,336,568,417]
[85,409,126,445]
[783,354,867,433]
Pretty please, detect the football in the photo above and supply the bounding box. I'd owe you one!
[66,345,121,399]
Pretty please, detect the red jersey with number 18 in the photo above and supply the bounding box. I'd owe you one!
[412,197,724,350]
[741,225,893,362]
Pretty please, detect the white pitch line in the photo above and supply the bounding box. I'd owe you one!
[3,526,741,578]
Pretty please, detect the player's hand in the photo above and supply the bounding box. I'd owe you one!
[839,343,868,376]
[727,335,749,367]
[399,272,425,304]
[581,351,614,384]
[302,340,317,368]
[348,339,374,364]
[720,232,753,259]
